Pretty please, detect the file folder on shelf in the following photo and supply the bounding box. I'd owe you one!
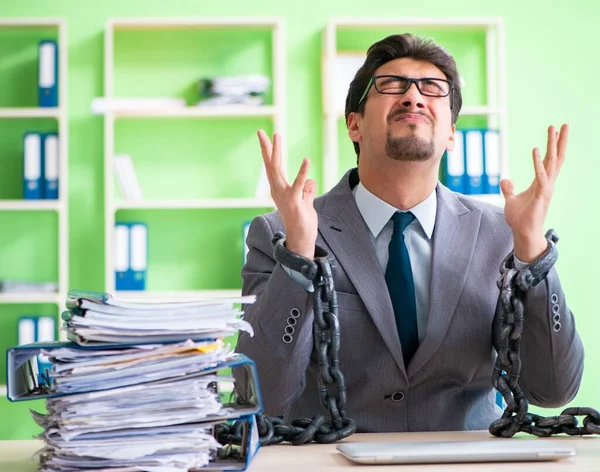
[465,129,485,195]
[483,128,501,194]
[38,40,58,107]
[442,129,466,193]
[43,133,59,199]
[115,222,148,291]
[23,132,43,199]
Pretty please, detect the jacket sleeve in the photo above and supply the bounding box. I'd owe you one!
[234,214,316,417]
[517,266,585,407]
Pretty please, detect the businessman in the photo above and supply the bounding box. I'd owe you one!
[235,33,584,432]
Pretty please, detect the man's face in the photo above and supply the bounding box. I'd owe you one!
[349,57,455,164]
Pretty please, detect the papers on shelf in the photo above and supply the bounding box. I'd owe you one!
[114,154,143,202]
[0,280,58,293]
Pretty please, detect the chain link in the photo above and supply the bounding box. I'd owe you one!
[220,227,599,449]
[218,232,356,447]
[490,229,600,437]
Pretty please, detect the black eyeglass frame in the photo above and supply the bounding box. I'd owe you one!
[357,74,454,109]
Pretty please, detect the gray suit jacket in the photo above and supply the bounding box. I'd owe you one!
[235,168,584,432]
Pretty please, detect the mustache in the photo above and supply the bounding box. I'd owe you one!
[387,109,432,125]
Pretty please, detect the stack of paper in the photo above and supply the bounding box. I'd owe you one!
[63,290,254,344]
[197,74,270,106]
[10,289,261,472]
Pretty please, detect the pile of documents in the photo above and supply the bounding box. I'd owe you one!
[197,74,270,106]
[7,290,263,471]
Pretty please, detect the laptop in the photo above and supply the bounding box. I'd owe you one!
[337,439,575,465]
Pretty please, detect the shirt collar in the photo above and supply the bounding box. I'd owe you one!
[354,182,437,239]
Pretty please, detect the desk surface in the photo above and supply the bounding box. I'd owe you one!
[1,430,598,471]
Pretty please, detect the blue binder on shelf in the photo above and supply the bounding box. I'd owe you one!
[464,129,485,195]
[38,40,58,107]
[442,129,466,193]
[43,133,59,199]
[115,222,148,291]
[483,129,501,194]
[23,132,43,199]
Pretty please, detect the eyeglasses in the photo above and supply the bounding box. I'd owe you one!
[357,75,453,108]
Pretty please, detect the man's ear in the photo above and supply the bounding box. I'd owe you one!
[347,111,362,142]
[445,123,456,152]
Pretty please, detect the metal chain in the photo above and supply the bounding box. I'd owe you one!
[490,229,600,437]
[218,232,356,447]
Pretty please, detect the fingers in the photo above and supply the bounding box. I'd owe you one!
[303,179,317,205]
[532,146,549,191]
[292,158,310,194]
[556,123,569,173]
[257,129,286,190]
[499,178,515,199]
[543,125,557,176]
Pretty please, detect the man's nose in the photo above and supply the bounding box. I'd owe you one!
[398,82,426,109]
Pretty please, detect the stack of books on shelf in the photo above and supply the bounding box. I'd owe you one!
[197,75,270,106]
[113,154,143,202]
[6,289,263,471]
[440,127,501,195]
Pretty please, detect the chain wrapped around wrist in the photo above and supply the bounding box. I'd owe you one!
[219,232,356,446]
[490,229,600,437]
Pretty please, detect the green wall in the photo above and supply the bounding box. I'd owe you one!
[1,0,599,439]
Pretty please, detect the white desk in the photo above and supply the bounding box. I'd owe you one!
[1,430,598,471]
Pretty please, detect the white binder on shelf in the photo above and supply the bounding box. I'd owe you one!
[443,129,466,193]
[484,129,501,194]
[130,223,148,290]
[23,132,43,199]
[465,129,484,195]
[114,224,130,290]
[43,133,59,199]
[38,40,58,107]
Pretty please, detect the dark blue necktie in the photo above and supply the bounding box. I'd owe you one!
[385,211,418,366]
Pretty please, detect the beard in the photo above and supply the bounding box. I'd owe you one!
[385,123,435,162]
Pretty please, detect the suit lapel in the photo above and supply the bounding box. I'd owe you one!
[318,171,407,377]
[407,185,482,377]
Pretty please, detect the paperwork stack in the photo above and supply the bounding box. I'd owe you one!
[197,75,270,106]
[6,290,263,471]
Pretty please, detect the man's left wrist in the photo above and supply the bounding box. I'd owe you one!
[513,232,548,263]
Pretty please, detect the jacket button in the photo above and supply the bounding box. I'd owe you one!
[391,392,405,402]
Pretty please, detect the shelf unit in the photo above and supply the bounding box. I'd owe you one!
[0,18,69,306]
[322,18,507,206]
[103,17,283,302]
[0,19,68,393]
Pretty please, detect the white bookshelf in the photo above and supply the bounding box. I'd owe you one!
[0,19,69,394]
[111,105,278,119]
[322,18,508,207]
[114,198,275,211]
[103,17,285,295]
[0,18,68,305]
[0,292,62,305]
